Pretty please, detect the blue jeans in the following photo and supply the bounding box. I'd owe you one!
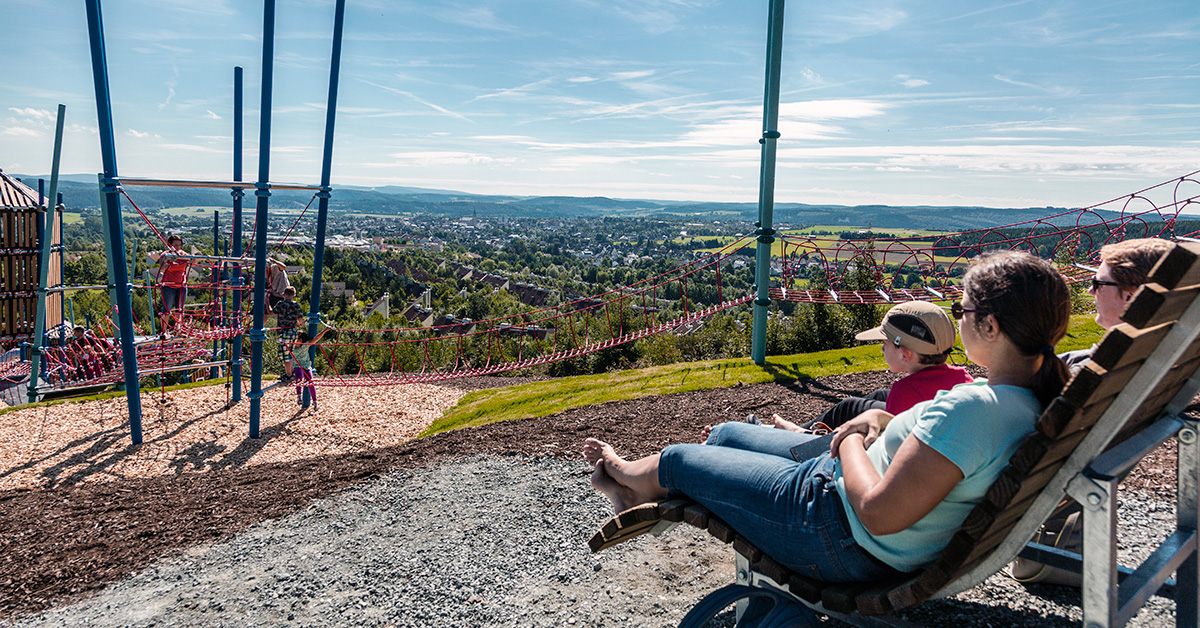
[660,422,900,582]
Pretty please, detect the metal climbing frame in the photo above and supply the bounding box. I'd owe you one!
[83,0,346,443]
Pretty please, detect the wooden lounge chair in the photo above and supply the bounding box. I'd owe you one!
[589,241,1200,628]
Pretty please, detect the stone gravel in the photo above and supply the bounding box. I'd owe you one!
[5,455,1178,628]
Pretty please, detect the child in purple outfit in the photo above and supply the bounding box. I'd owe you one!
[289,326,331,410]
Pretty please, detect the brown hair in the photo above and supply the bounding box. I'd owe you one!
[1099,238,1172,292]
[963,250,1071,407]
[917,348,952,365]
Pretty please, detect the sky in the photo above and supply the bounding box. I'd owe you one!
[2,0,1198,210]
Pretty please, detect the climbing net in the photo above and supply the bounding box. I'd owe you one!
[35,312,214,391]
[772,170,1200,303]
[120,187,320,341]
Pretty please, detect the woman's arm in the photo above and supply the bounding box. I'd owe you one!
[829,409,893,455]
[837,433,963,536]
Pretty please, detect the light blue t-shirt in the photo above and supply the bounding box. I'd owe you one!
[833,381,1041,572]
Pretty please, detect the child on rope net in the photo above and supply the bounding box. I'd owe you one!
[288,325,332,411]
[585,250,1070,584]
[155,235,190,334]
[272,286,304,384]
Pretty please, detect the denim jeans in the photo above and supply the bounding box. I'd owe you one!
[161,286,187,313]
[661,422,900,582]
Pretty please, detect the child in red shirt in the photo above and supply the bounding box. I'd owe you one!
[776,300,973,432]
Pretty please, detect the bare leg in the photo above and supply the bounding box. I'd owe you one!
[583,438,668,506]
[771,414,806,433]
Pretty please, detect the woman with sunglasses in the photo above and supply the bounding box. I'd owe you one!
[1059,238,1172,371]
[583,250,1070,582]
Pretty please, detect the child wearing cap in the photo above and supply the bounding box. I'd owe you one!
[775,301,974,433]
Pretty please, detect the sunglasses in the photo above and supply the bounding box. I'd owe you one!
[1090,277,1121,291]
[949,301,988,320]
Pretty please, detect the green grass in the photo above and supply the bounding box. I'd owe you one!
[423,314,1106,437]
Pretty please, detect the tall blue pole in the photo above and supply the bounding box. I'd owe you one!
[231,66,245,402]
[304,0,347,406]
[85,0,144,443]
[211,210,221,379]
[750,0,786,364]
[28,105,67,404]
[248,0,277,438]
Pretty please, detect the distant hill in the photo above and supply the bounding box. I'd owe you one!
[10,173,1119,231]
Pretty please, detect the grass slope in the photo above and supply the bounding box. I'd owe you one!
[425,314,1105,436]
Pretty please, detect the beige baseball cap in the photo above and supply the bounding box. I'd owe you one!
[855,301,956,354]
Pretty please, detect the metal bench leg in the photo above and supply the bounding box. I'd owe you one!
[1179,423,1199,628]
[677,583,816,628]
[1078,473,1119,628]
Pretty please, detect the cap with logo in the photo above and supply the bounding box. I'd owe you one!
[854,301,956,355]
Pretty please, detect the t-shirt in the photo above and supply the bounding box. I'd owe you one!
[884,364,976,415]
[159,254,189,288]
[274,299,303,329]
[268,266,291,297]
[293,346,314,371]
[834,381,1041,571]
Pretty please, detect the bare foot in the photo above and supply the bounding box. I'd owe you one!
[771,414,805,433]
[700,425,714,442]
[590,460,637,514]
[586,438,668,506]
[582,437,610,466]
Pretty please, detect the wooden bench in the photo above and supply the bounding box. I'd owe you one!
[590,241,1200,628]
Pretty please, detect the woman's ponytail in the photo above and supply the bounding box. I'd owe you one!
[963,251,1072,408]
[1031,345,1070,408]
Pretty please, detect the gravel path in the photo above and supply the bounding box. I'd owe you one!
[4,455,1178,628]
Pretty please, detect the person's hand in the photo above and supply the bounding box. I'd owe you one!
[830,409,892,458]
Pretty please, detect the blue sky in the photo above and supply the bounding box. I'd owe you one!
[2,0,1198,209]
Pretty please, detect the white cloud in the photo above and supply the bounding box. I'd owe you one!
[126,129,155,138]
[896,75,929,88]
[610,70,655,81]
[7,107,56,122]
[3,126,41,137]
[376,151,516,166]
[359,79,474,122]
[204,110,222,120]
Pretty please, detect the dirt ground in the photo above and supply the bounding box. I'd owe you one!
[0,371,1179,620]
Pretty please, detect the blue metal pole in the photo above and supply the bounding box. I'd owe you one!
[85,0,144,443]
[211,210,221,379]
[304,0,347,407]
[57,195,66,346]
[28,105,66,403]
[231,66,245,402]
[248,0,277,439]
[750,0,786,365]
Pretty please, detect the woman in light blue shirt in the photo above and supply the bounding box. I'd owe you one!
[584,251,1071,581]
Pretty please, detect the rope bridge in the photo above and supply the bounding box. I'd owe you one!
[283,240,757,387]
